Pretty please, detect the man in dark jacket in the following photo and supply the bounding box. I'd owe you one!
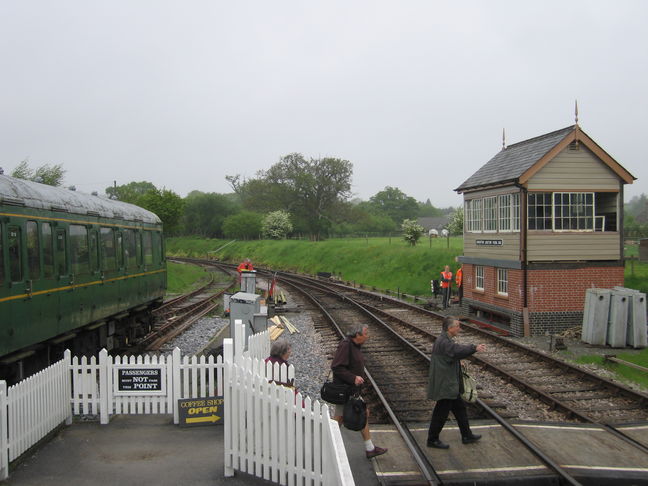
[330,324,388,459]
[426,317,486,449]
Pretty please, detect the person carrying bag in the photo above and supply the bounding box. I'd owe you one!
[326,325,387,459]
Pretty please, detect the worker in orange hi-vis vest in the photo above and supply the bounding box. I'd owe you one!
[440,265,453,310]
[237,258,254,273]
[455,265,463,306]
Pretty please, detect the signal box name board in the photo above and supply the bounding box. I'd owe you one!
[476,239,503,246]
[115,365,166,396]
[178,397,224,427]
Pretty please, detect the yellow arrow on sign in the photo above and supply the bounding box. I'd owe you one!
[187,415,221,424]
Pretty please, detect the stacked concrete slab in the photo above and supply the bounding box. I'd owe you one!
[581,287,647,348]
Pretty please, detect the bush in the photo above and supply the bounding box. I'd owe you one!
[402,219,425,246]
[222,211,263,239]
[262,210,293,239]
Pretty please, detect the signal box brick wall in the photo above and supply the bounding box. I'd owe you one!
[462,263,624,336]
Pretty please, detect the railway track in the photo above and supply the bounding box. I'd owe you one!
[169,258,648,484]
[136,261,236,351]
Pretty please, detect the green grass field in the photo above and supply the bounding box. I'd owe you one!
[167,235,648,296]
[166,260,212,294]
[575,349,648,389]
[166,236,464,296]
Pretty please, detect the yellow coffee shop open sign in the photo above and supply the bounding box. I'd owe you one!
[178,397,224,426]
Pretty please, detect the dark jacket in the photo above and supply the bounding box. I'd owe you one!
[331,338,365,386]
[426,331,476,401]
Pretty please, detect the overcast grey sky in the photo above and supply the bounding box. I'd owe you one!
[1,1,646,208]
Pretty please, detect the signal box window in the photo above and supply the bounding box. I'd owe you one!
[124,229,137,269]
[497,268,508,296]
[26,221,40,279]
[475,266,484,291]
[8,226,22,282]
[100,227,116,270]
[143,231,153,265]
[55,229,67,276]
[42,223,54,279]
[70,225,89,275]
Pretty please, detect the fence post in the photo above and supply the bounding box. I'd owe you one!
[223,338,235,478]
[99,349,109,425]
[64,349,73,425]
[0,381,8,480]
[234,319,245,359]
[172,347,181,424]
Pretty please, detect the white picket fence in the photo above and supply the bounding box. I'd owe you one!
[0,321,353,485]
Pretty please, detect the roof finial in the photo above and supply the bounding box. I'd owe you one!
[502,128,506,150]
[575,99,579,126]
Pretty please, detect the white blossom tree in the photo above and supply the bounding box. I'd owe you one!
[401,219,425,246]
[262,210,293,239]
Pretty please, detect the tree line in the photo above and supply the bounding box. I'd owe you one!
[5,156,456,243]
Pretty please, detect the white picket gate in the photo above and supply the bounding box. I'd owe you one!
[222,338,353,486]
[1,320,353,485]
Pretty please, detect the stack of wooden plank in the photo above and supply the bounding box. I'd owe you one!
[267,315,299,340]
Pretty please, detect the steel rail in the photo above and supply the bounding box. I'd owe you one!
[281,274,585,486]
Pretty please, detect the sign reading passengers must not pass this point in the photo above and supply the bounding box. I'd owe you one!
[115,365,166,395]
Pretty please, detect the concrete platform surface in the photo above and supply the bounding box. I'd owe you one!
[2,415,378,486]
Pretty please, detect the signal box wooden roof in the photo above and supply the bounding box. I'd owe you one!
[455,125,635,194]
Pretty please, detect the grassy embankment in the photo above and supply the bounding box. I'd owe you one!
[576,351,648,389]
[166,235,463,297]
[166,236,648,387]
[166,261,212,294]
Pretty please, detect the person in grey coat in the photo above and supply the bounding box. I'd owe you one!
[426,317,486,449]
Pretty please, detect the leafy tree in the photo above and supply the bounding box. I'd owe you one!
[138,188,185,235]
[402,219,425,246]
[418,198,443,217]
[11,160,66,186]
[447,207,464,236]
[369,186,419,224]
[222,211,263,239]
[262,210,293,239]
[105,181,157,204]
[183,191,240,237]
[228,153,353,240]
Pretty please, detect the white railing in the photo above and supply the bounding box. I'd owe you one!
[0,352,72,479]
[1,322,353,485]
[222,338,353,486]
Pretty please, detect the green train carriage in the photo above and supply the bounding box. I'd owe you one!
[0,174,166,382]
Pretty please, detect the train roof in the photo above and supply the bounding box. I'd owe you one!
[0,175,161,224]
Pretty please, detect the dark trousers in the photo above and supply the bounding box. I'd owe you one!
[457,285,463,305]
[442,287,451,308]
[427,397,472,441]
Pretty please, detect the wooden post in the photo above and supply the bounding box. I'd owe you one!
[99,348,109,425]
[223,339,234,478]
[523,307,531,337]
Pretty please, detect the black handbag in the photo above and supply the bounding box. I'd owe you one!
[343,393,367,431]
[320,339,353,405]
[320,375,351,405]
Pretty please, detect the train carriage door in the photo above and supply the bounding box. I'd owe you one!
[7,226,25,288]
[115,231,124,271]
[55,228,68,280]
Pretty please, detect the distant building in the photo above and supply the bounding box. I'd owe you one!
[417,216,449,233]
[455,124,635,336]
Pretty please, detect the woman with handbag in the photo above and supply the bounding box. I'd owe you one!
[328,324,388,459]
[426,317,486,449]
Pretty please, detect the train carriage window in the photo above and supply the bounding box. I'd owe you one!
[136,231,142,265]
[0,226,4,285]
[42,223,54,279]
[70,225,89,275]
[26,221,40,279]
[143,231,153,265]
[123,229,137,270]
[89,230,99,272]
[116,232,123,269]
[100,227,116,271]
[8,226,22,282]
[55,229,67,276]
